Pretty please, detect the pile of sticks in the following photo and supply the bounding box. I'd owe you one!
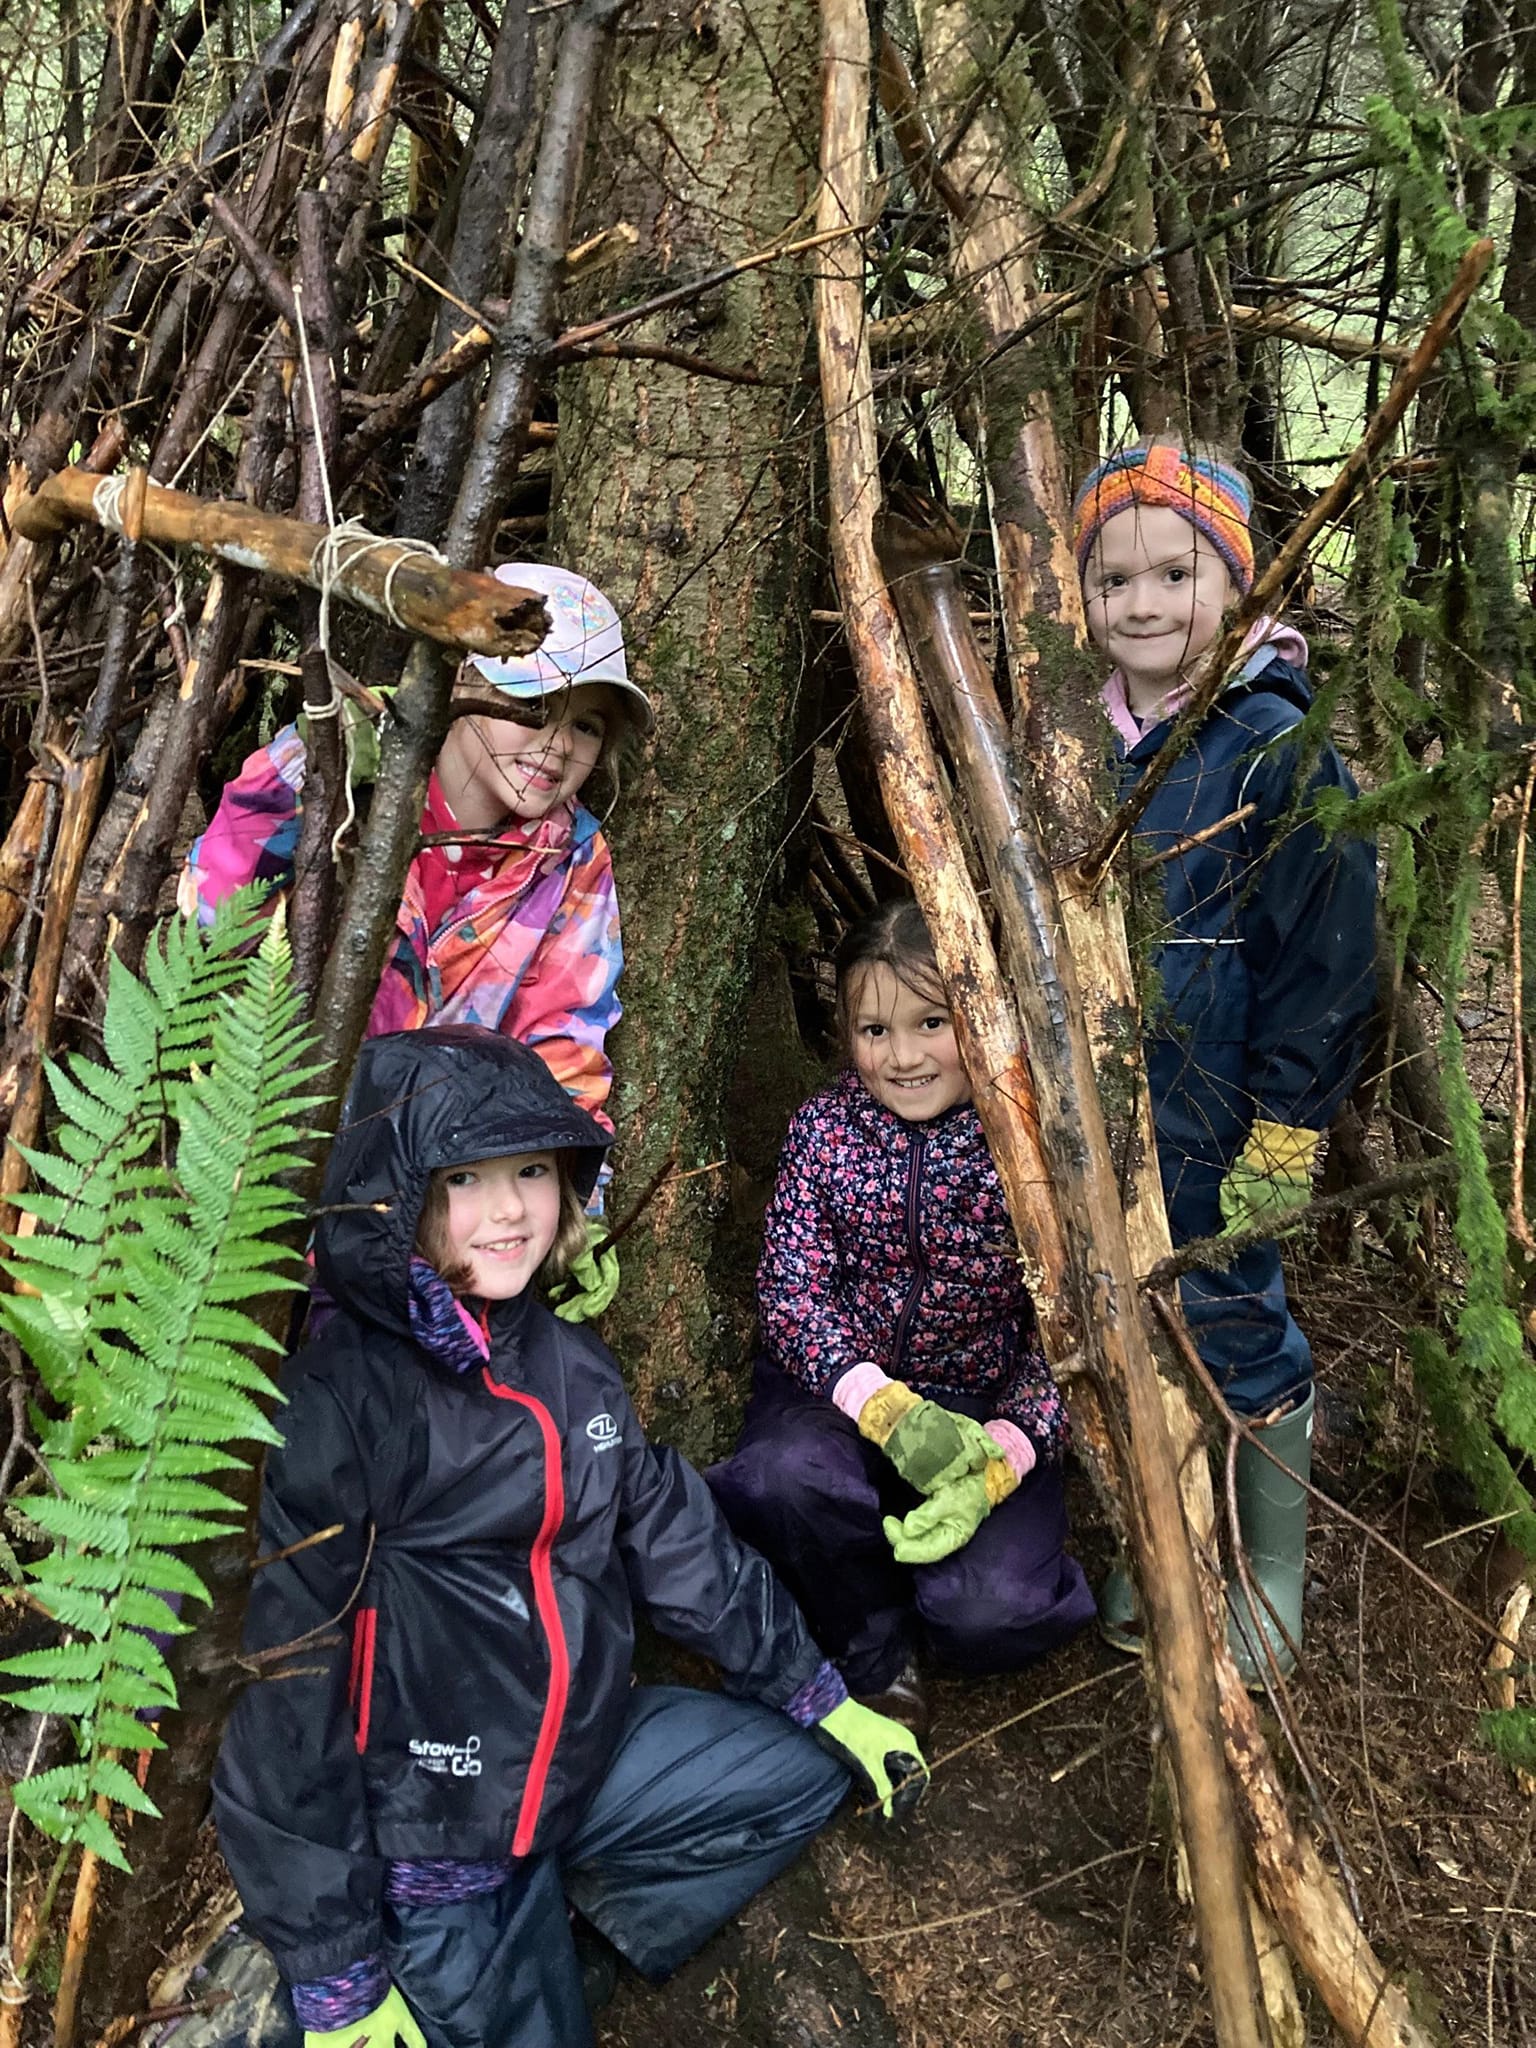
[0,0,1487,2043]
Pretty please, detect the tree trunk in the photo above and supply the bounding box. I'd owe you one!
[549,0,822,1460]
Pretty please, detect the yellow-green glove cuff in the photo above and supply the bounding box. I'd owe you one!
[1244,1119,1320,1178]
[855,1380,922,1445]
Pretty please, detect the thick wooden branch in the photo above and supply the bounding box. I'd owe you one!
[443,0,625,566]
[813,2,1075,1354]
[871,513,1271,2048]
[10,469,549,657]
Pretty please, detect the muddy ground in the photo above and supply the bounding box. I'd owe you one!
[15,1246,1530,2048]
[598,1247,1533,2048]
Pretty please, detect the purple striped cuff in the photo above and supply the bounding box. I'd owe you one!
[289,1952,389,2032]
[784,1658,849,1727]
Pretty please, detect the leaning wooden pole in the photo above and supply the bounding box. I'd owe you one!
[879,520,1439,2048]
[808,141,1074,1344]
[812,10,1269,2045]
[879,23,1295,2028]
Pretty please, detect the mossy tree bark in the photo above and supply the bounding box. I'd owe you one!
[550,0,820,1462]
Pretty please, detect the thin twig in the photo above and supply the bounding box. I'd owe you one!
[550,215,874,355]
[0,1371,29,1503]
[237,1522,375,1671]
[1141,1154,1461,1287]
[251,1523,344,1571]
[1488,1803,1536,2048]
[811,816,909,882]
[1132,803,1256,873]
[562,338,786,386]
[846,1665,1138,1818]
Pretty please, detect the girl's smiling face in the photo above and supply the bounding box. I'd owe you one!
[435,682,618,830]
[1082,504,1235,718]
[432,1151,562,1299]
[848,963,971,1121]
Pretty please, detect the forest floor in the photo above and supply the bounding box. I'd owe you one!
[36,1242,1531,2048]
[598,1244,1535,2048]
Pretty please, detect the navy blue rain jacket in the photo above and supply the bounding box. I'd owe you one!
[1115,651,1378,1241]
[213,1029,825,1988]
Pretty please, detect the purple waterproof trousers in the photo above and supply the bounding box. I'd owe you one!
[707,1361,1096,1695]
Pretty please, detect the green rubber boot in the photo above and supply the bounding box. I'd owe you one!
[1097,1558,1143,1656]
[1227,1387,1313,1688]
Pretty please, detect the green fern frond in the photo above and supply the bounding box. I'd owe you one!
[0,899,323,1873]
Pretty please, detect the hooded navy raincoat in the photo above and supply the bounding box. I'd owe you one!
[1114,641,1377,1411]
[213,1029,828,1991]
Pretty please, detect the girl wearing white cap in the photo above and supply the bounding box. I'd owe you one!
[181,565,650,1312]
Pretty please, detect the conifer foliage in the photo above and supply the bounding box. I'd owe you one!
[0,895,319,1871]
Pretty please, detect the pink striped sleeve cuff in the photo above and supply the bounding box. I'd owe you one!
[831,1361,890,1420]
[984,1418,1037,1481]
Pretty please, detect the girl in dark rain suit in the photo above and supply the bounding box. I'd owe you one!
[214,1027,922,2048]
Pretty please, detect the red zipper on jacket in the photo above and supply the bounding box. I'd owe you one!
[889,1129,927,1378]
[347,1607,378,1755]
[481,1368,569,1857]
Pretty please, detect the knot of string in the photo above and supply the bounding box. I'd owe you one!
[91,472,129,534]
[293,280,448,861]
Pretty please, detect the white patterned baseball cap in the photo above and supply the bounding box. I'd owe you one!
[466,563,654,735]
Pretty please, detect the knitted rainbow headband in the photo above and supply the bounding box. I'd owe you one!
[1073,445,1254,594]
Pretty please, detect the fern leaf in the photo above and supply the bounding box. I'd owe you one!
[69,1803,133,1874]
[96,1709,165,1752]
[5,895,322,1872]
[0,1640,108,1681]
[90,1755,161,1819]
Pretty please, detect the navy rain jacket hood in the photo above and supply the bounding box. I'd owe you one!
[214,1029,825,1988]
[1116,651,1378,1241]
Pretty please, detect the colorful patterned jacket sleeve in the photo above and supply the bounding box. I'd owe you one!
[504,826,621,1129]
[177,724,307,922]
[756,1101,867,1395]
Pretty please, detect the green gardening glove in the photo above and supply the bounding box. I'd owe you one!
[884,1456,1021,1565]
[551,1219,620,1324]
[854,1380,1002,1496]
[304,1984,425,2048]
[815,1697,929,1821]
[1217,1119,1320,1239]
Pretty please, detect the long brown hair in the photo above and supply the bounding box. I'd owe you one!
[833,900,949,1060]
[416,1153,590,1294]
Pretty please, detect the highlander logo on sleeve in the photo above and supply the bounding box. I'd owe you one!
[409,1734,483,1778]
[586,1413,621,1452]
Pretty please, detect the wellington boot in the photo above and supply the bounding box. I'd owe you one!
[1227,1388,1313,1689]
[1097,1558,1144,1656]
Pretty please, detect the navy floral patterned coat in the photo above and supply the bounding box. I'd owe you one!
[756,1072,1069,1459]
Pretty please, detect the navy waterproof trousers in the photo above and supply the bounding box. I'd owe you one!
[214,1686,847,2048]
[708,1362,1096,1695]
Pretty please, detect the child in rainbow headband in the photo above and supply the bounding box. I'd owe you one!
[1075,438,1376,1683]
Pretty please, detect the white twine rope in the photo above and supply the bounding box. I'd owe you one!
[92,472,130,532]
[169,328,277,491]
[92,474,188,628]
[292,280,449,861]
